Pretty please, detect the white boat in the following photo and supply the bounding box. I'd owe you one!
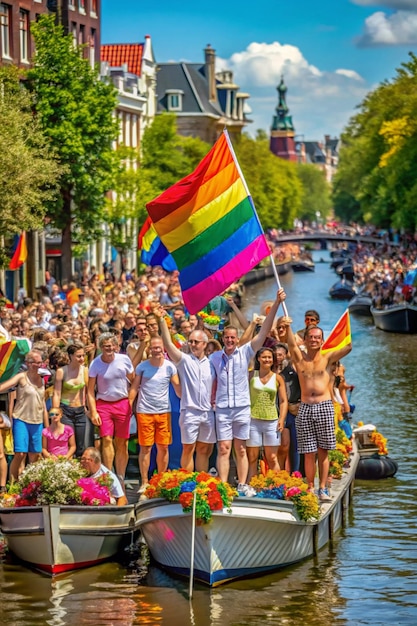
[0,503,137,575]
[137,444,359,586]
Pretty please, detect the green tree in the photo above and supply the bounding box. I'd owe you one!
[234,133,302,230]
[26,15,118,280]
[333,53,417,230]
[0,65,62,267]
[296,164,332,223]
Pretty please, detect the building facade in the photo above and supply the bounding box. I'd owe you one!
[156,44,251,144]
[0,0,100,67]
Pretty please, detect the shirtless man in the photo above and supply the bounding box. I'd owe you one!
[281,320,352,501]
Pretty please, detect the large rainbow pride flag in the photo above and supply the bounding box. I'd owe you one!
[146,131,270,313]
[0,339,30,383]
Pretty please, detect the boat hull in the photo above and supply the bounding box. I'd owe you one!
[329,280,355,300]
[137,448,359,586]
[0,504,137,574]
[348,295,372,316]
[371,304,417,333]
[291,261,315,272]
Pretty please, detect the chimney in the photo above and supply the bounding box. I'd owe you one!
[204,44,216,102]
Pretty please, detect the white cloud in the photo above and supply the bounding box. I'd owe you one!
[216,41,369,140]
[357,10,417,45]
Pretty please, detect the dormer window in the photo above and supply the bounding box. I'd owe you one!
[166,89,183,111]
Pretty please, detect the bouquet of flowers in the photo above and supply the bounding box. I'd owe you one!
[249,470,320,522]
[0,458,111,507]
[144,469,237,524]
[198,311,221,330]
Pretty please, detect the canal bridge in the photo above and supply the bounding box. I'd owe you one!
[274,231,396,248]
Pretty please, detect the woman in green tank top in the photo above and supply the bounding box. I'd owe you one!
[246,347,288,482]
[52,342,94,456]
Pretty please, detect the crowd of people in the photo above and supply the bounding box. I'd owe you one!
[0,254,356,502]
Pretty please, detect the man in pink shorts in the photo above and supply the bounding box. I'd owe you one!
[87,333,134,481]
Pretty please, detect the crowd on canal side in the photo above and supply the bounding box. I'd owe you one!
[0,231,415,501]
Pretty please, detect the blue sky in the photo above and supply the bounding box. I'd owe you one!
[101,0,417,141]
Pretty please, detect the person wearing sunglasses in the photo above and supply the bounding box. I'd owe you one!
[156,306,216,474]
[42,407,76,460]
[0,350,49,480]
[295,310,320,347]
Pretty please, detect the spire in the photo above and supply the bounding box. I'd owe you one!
[271,75,294,132]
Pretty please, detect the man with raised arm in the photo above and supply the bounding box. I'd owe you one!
[155,307,215,473]
[210,289,287,496]
[280,319,352,501]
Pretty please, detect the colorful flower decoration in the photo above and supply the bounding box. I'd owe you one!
[370,430,389,455]
[145,469,237,524]
[249,470,320,522]
[0,458,112,507]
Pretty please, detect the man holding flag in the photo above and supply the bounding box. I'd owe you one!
[281,311,352,502]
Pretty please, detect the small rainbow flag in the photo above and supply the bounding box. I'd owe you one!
[138,217,177,271]
[9,232,28,271]
[0,340,30,383]
[146,130,270,313]
[321,310,352,354]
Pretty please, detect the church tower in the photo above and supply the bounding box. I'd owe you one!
[269,77,298,161]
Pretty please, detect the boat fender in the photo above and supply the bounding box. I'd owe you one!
[355,454,398,480]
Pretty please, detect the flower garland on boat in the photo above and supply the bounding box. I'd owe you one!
[0,457,112,507]
[356,421,389,455]
[144,469,237,524]
[249,470,320,522]
[329,428,353,478]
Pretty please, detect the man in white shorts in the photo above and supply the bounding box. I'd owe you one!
[156,307,215,472]
[210,289,286,495]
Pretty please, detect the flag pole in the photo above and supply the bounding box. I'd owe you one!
[223,130,289,317]
[188,490,197,599]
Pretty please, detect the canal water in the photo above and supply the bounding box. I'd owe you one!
[1,249,417,626]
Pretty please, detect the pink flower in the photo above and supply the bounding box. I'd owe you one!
[292,471,302,478]
[286,486,302,498]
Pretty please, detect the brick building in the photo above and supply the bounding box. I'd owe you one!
[0,0,100,67]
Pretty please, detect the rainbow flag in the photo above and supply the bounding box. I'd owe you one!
[9,232,28,270]
[0,340,30,383]
[138,217,177,271]
[146,131,270,313]
[321,310,351,354]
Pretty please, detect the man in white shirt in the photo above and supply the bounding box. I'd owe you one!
[80,447,128,505]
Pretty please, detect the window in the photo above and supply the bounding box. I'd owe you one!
[78,0,85,13]
[78,24,85,46]
[0,3,11,59]
[68,0,75,10]
[19,9,29,62]
[71,22,77,47]
[89,29,95,67]
[90,0,97,15]
[166,90,184,112]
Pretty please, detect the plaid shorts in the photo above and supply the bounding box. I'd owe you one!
[295,400,336,454]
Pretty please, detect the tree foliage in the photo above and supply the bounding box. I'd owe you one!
[0,65,62,267]
[296,164,332,223]
[332,53,417,230]
[26,14,118,279]
[234,134,303,230]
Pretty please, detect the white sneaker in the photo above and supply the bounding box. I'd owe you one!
[237,483,256,497]
[137,484,148,495]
